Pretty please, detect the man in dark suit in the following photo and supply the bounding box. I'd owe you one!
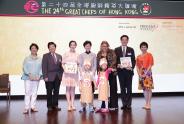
[42,42,63,111]
[115,35,135,110]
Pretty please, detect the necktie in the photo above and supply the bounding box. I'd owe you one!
[122,47,126,57]
[52,53,57,64]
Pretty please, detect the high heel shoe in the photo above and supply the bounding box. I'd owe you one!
[142,105,151,110]
[71,105,76,111]
[31,108,38,112]
[68,106,72,112]
[23,109,29,114]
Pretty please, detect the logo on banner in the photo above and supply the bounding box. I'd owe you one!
[140,3,151,15]
[24,0,40,14]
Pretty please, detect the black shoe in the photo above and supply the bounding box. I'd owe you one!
[121,106,127,110]
[53,106,61,111]
[126,106,132,110]
[109,108,116,111]
[48,107,53,111]
[114,107,119,111]
[109,107,118,111]
[79,107,86,113]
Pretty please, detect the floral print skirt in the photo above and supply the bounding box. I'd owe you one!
[138,68,154,90]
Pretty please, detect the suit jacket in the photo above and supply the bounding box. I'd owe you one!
[42,52,63,82]
[114,46,136,74]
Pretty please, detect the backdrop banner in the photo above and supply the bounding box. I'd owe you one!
[0,0,184,18]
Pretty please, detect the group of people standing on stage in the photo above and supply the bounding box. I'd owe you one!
[21,35,154,114]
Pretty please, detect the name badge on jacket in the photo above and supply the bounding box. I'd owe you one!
[127,53,132,56]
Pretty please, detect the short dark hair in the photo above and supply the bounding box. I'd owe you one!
[48,42,56,49]
[69,40,77,47]
[29,43,39,50]
[120,35,129,40]
[140,42,148,48]
[83,40,92,47]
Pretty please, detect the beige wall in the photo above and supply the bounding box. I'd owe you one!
[0,17,184,74]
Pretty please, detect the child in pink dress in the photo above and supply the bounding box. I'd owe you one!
[79,60,96,112]
[96,58,115,113]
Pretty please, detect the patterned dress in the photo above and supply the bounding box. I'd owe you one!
[62,51,79,87]
[136,52,154,90]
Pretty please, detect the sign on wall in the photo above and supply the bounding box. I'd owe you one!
[0,0,184,18]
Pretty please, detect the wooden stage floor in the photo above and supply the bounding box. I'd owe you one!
[0,96,184,124]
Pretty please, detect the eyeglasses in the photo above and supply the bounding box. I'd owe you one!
[102,45,108,47]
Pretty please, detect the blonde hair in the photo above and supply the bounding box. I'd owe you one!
[100,41,110,51]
